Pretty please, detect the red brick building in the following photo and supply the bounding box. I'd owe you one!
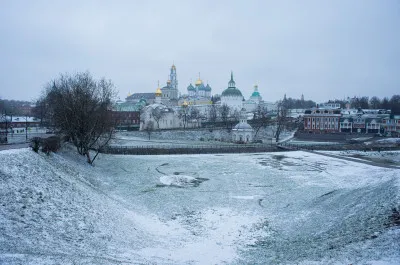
[303,108,341,132]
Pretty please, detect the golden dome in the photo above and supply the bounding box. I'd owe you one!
[195,78,203,86]
[155,87,162,97]
[182,100,189,107]
[167,79,171,84]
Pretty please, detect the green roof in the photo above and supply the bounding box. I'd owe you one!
[113,101,145,112]
[187,84,195,91]
[222,87,243,97]
[251,91,260,97]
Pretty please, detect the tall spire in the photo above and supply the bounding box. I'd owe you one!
[228,71,236,88]
[169,63,178,92]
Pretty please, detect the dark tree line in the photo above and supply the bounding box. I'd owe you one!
[37,71,116,164]
[281,95,316,109]
[0,99,32,116]
[326,95,400,114]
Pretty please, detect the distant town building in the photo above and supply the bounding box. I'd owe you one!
[111,100,146,130]
[382,115,400,135]
[303,106,397,135]
[319,102,341,109]
[0,116,41,139]
[303,107,341,132]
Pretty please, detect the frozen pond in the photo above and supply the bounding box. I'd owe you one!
[89,151,400,264]
[0,149,399,264]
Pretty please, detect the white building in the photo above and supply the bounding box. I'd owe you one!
[221,72,243,112]
[140,87,179,130]
[140,87,200,130]
[232,108,253,143]
[243,84,264,112]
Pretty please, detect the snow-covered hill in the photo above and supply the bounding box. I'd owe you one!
[0,148,399,264]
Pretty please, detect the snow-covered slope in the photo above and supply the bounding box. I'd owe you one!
[0,148,399,264]
[0,148,158,264]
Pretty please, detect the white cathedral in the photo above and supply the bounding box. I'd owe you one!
[186,75,212,99]
[221,72,244,111]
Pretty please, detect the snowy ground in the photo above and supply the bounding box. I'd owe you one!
[321,150,400,165]
[1,147,399,264]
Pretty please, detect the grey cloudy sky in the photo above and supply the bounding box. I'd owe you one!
[1,0,399,103]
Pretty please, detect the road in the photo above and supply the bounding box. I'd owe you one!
[0,142,29,151]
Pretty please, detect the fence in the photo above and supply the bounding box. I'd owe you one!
[100,143,279,155]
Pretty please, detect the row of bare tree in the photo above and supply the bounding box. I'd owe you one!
[143,100,292,143]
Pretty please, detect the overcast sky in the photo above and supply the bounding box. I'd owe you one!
[0,0,399,103]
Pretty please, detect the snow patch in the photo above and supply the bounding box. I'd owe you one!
[159,175,197,187]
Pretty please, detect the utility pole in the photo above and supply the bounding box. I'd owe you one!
[5,109,8,141]
[25,114,28,141]
[10,112,13,137]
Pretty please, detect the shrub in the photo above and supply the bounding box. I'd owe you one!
[30,137,42,153]
[41,136,61,154]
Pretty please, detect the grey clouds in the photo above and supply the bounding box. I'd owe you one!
[0,0,399,103]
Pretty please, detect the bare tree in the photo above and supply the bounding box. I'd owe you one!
[252,105,270,138]
[42,71,116,164]
[231,109,240,123]
[208,104,218,126]
[178,105,190,129]
[32,95,49,127]
[381,97,390,110]
[189,107,200,127]
[144,120,154,140]
[274,100,289,142]
[151,107,164,129]
[369,96,381,109]
[389,95,400,114]
[219,104,230,128]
